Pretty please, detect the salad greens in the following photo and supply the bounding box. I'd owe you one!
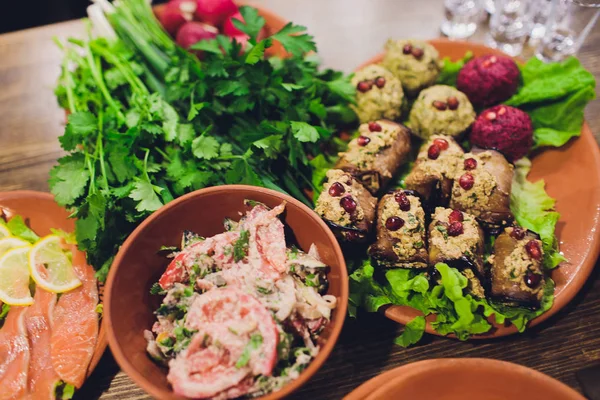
[50,0,355,280]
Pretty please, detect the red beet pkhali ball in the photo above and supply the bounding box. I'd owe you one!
[457,55,520,108]
[470,105,533,162]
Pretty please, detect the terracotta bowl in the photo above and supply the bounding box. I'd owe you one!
[357,38,600,338]
[104,185,349,400]
[344,358,584,400]
[153,1,289,58]
[0,190,106,380]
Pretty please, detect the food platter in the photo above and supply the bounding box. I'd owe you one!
[343,358,585,400]
[0,190,107,379]
[355,39,600,338]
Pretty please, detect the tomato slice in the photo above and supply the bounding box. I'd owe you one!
[158,252,188,290]
[185,288,278,376]
[167,332,251,399]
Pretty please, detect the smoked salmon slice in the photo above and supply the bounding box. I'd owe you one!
[25,288,59,400]
[50,249,98,388]
[0,306,30,400]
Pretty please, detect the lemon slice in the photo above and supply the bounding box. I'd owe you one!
[0,224,10,239]
[29,235,81,293]
[0,246,34,306]
[0,237,30,258]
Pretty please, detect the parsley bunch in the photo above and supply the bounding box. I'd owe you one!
[50,0,356,280]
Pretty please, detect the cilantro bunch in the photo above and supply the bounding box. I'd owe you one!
[50,0,356,280]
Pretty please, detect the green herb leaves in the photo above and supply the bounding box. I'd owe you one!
[233,230,250,262]
[272,23,317,56]
[235,333,263,368]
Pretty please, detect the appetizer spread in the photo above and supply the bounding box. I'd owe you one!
[0,216,99,398]
[147,201,336,399]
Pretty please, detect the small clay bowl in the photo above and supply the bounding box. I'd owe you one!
[344,358,584,400]
[0,190,106,380]
[105,185,349,400]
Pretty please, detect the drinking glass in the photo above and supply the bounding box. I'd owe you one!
[529,0,554,41]
[441,0,485,39]
[486,0,534,56]
[536,0,600,62]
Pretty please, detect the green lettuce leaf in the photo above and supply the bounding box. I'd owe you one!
[6,215,39,244]
[394,316,426,347]
[510,158,565,268]
[436,51,473,87]
[505,57,596,148]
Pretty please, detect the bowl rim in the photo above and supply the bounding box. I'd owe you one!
[343,358,585,400]
[0,189,107,380]
[104,184,349,400]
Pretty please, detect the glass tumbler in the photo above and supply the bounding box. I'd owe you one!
[441,0,485,39]
[536,0,600,62]
[486,0,534,56]
[529,0,554,41]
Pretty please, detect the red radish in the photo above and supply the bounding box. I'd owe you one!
[159,0,196,36]
[223,11,245,36]
[176,21,218,51]
[194,0,238,26]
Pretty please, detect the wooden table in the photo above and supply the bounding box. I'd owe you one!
[1,0,599,399]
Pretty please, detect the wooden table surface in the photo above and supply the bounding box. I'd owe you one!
[1,0,599,399]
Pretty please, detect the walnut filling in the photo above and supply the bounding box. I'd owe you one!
[351,64,404,123]
[315,169,365,226]
[341,121,402,176]
[430,207,480,260]
[380,195,425,259]
[451,151,497,215]
[501,237,544,295]
[416,135,464,180]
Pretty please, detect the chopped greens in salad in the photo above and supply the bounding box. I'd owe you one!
[146,200,336,399]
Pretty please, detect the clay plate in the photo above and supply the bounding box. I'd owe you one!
[357,38,600,338]
[344,358,584,400]
[0,190,106,380]
[104,185,349,400]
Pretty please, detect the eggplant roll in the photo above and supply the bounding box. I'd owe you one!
[315,169,377,243]
[428,207,485,297]
[335,120,411,194]
[490,227,545,307]
[449,148,514,229]
[404,135,464,207]
[368,190,428,268]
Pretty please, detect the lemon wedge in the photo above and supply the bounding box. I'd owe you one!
[0,237,30,258]
[0,246,34,306]
[0,224,10,239]
[29,235,81,293]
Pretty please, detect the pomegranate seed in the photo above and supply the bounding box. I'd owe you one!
[448,221,464,236]
[464,158,477,170]
[375,77,386,88]
[345,230,360,241]
[432,100,447,111]
[482,60,491,68]
[490,56,498,63]
[510,227,526,240]
[447,96,459,110]
[394,192,411,211]
[428,144,441,160]
[345,177,353,185]
[448,209,463,223]
[385,216,405,231]
[498,106,506,116]
[357,80,372,93]
[459,173,474,190]
[357,135,371,146]
[340,196,357,213]
[368,121,382,132]
[328,182,345,197]
[525,240,542,260]
[411,47,424,59]
[433,138,449,150]
[402,44,413,54]
[486,112,497,121]
[524,271,542,288]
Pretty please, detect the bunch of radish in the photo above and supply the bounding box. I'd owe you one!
[158,0,262,51]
